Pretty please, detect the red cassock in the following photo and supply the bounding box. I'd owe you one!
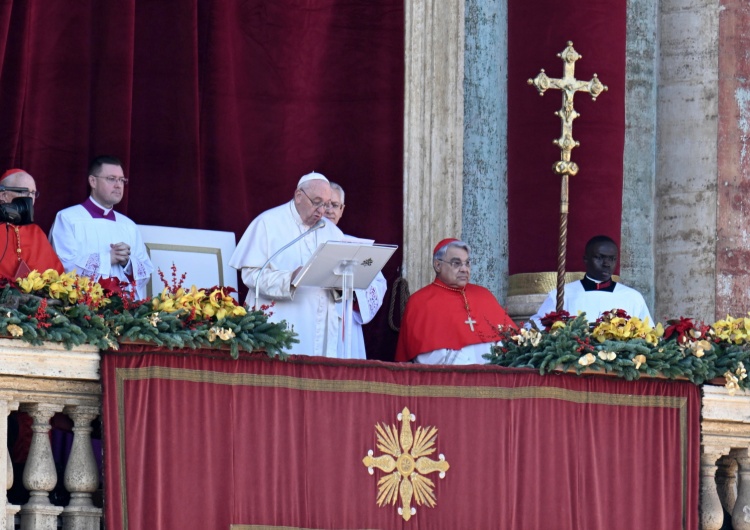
[395,279,517,361]
[0,223,64,279]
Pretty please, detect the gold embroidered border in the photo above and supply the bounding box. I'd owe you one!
[114,366,691,530]
[231,526,379,530]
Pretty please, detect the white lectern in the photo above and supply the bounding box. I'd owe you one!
[292,241,397,358]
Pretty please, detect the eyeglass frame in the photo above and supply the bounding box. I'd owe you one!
[92,175,129,185]
[299,188,331,211]
[437,258,471,269]
[3,188,40,199]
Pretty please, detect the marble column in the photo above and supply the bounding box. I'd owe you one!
[732,451,750,530]
[403,0,465,290]
[19,403,64,530]
[62,406,101,530]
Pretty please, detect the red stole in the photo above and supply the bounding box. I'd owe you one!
[395,279,517,361]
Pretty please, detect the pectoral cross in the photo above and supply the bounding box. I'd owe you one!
[465,316,476,332]
[528,41,607,312]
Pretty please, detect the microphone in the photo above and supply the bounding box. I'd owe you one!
[254,219,326,307]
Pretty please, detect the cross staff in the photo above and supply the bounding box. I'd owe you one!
[528,41,607,312]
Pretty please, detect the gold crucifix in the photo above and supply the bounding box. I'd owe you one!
[528,41,607,312]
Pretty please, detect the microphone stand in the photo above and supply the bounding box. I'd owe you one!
[253,219,326,308]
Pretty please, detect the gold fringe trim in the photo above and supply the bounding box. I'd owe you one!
[508,272,621,296]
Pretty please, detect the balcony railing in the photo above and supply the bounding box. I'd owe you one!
[0,339,748,530]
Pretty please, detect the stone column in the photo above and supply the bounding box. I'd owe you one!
[462,0,508,302]
[62,406,101,530]
[716,0,750,317]
[620,0,658,311]
[20,403,63,530]
[1,397,20,530]
[655,0,719,322]
[732,451,750,530]
[716,455,738,515]
[701,447,729,530]
[403,0,465,290]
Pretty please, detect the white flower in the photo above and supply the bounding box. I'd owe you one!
[578,353,596,367]
[598,351,616,361]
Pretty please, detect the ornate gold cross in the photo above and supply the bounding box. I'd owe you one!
[528,41,607,311]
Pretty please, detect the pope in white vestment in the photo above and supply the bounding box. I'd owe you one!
[229,173,346,357]
[49,157,154,300]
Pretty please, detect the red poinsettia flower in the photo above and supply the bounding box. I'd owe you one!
[595,308,632,324]
[98,277,128,296]
[540,310,572,331]
[663,316,712,345]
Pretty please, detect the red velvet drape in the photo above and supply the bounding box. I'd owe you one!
[507,0,626,274]
[0,1,403,358]
[102,350,700,529]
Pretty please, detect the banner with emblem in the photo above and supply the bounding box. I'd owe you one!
[101,349,699,529]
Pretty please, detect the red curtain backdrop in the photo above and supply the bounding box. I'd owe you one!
[507,0,626,275]
[102,350,700,530]
[0,1,403,358]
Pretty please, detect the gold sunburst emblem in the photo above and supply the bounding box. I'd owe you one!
[362,407,450,522]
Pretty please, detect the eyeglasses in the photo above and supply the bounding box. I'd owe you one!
[11,190,40,199]
[300,188,331,211]
[326,202,343,211]
[94,175,128,185]
[438,258,471,269]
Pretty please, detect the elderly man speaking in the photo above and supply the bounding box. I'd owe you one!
[230,172,345,358]
[395,238,516,364]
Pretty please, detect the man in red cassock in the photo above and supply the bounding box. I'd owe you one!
[0,169,63,279]
[395,238,517,364]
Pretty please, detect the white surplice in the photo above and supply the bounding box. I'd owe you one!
[529,280,653,328]
[413,342,496,365]
[49,200,154,300]
[335,271,387,359]
[229,200,345,357]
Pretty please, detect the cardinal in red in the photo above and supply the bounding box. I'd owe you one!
[0,169,63,280]
[395,238,516,364]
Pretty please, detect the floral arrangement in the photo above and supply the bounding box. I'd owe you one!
[487,310,750,394]
[0,266,297,359]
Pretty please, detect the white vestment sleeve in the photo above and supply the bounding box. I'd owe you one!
[49,213,112,278]
[240,266,294,301]
[529,290,557,328]
[353,271,387,325]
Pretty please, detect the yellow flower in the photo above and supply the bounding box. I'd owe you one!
[550,321,566,331]
[578,353,596,367]
[148,314,161,327]
[6,324,23,337]
[689,340,712,358]
[41,269,60,282]
[633,354,647,370]
[17,271,44,293]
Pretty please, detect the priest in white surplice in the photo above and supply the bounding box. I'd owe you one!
[49,155,154,300]
[529,235,653,327]
[229,172,346,357]
[325,182,387,359]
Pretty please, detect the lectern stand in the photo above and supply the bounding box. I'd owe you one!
[292,241,397,358]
